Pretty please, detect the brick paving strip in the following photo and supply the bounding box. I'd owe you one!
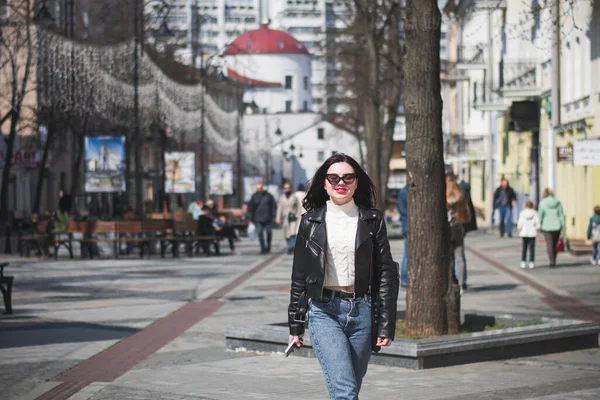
[35,251,285,400]
[467,246,600,323]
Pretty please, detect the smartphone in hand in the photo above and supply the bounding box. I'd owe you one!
[284,341,295,357]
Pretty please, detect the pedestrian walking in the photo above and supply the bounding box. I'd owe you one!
[276,182,301,255]
[447,171,478,289]
[248,183,277,254]
[586,205,600,265]
[294,183,307,216]
[517,201,540,269]
[287,154,399,400]
[539,188,566,267]
[493,178,517,237]
[397,185,408,288]
[447,178,471,294]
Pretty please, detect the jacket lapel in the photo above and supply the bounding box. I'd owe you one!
[307,207,327,249]
[356,208,377,250]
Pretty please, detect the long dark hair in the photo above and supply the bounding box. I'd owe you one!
[303,154,377,211]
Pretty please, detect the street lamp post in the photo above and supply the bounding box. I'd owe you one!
[263,116,282,185]
[282,144,303,188]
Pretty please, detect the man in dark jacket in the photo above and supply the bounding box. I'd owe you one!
[397,186,408,288]
[493,178,517,237]
[248,183,277,254]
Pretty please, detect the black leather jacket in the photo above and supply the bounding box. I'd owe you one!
[288,205,399,351]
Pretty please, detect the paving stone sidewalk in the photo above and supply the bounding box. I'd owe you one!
[0,230,599,400]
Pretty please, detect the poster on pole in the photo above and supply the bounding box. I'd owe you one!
[85,136,126,192]
[573,140,600,166]
[209,163,234,196]
[165,152,196,193]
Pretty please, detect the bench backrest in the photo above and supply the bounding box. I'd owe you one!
[91,221,117,234]
[117,221,143,234]
[143,220,169,233]
[68,221,89,234]
[173,212,193,222]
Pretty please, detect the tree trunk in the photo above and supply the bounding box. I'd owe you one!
[33,113,56,214]
[70,131,85,216]
[446,250,461,334]
[404,0,453,337]
[0,114,19,223]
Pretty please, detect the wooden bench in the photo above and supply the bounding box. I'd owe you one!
[567,239,593,256]
[52,221,88,259]
[0,262,14,314]
[161,218,222,258]
[47,217,223,259]
[19,219,53,257]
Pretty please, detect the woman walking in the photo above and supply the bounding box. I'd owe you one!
[287,154,399,400]
[276,182,301,255]
[446,178,471,294]
[539,188,565,267]
[517,201,541,269]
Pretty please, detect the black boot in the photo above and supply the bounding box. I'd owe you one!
[267,232,272,253]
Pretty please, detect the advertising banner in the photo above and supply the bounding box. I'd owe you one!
[573,140,600,166]
[209,163,233,196]
[165,152,196,193]
[85,136,126,192]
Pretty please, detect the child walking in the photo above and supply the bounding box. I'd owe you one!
[518,201,540,269]
[587,206,600,265]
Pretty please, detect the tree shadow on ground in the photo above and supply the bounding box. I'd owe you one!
[0,320,139,349]
[467,283,520,293]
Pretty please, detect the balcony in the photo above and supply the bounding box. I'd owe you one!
[473,82,508,112]
[456,46,487,70]
[444,134,487,161]
[500,60,543,99]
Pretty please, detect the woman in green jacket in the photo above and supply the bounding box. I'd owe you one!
[538,188,566,267]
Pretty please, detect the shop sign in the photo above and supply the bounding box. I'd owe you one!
[0,149,41,168]
[556,146,573,163]
[573,140,600,166]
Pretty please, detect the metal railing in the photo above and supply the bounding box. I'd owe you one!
[444,134,486,158]
[457,46,486,65]
[473,82,504,107]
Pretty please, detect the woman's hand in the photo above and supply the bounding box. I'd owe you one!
[376,337,392,347]
[289,335,303,348]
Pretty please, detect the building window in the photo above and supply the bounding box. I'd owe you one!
[285,100,292,113]
[303,76,309,90]
[285,75,293,89]
[318,151,325,162]
[332,151,338,156]
[303,101,308,111]
[317,128,325,140]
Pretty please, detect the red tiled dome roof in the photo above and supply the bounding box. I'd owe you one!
[223,24,309,56]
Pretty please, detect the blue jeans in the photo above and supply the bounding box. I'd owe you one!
[255,222,272,251]
[593,241,600,261]
[454,244,467,286]
[401,237,408,286]
[286,235,296,250]
[498,205,513,236]
[309,294,372,400]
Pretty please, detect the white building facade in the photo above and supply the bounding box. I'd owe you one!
[146,0,350,113]
[222,25,312,113]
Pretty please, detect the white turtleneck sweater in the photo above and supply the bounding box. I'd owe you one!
[324,199,359,291]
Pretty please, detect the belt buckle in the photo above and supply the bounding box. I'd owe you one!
[293,313,307,323]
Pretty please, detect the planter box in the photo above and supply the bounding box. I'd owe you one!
[225,314,600,370]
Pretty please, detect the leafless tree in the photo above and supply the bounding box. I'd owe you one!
[0,0,36,223]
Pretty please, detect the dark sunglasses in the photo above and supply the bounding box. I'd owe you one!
[325,173,356,185]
